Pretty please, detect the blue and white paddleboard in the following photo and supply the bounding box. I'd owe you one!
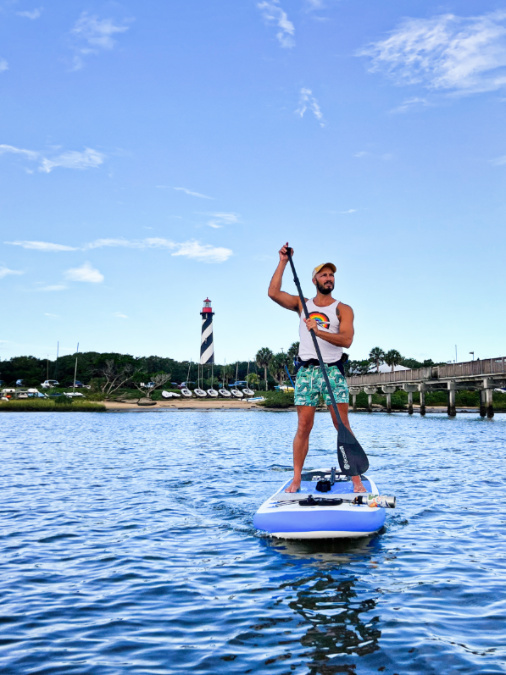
[254,468,387,539]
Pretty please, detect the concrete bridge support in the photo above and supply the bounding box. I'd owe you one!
[382,385,397,413]
[479,389,486,418]
[447,381,456,417]
[364,387,377,413]
[402,384,418,415]
[349,387,361,412]
[483,378,494,418]
[418,384,427,416]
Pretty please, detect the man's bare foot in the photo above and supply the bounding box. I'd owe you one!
[285,479,301,493]
[352,475,367,493]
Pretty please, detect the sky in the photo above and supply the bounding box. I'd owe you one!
[1,0,505,368]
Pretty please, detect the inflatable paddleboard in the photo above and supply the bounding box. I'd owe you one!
[254,468,391,539]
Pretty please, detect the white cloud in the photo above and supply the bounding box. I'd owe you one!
[171,186,214,200]
[70,12,131,70]
[0,144,38,161]
[36,284,67,292]
[204,212,241,229]
[0,59,8,72]
[257,0,295,49]
[6,236,232,264]
[296,88,325,127]
[359,11,506,95]
[390,97,431,114]
[0,144,105,173]
[44,313,60,318]
[354,151,393,161]
[304,0,326,12]
[17,8,42,19]
[40,148,104,173]
[113,312,128,319]
[6,240,79,251]
[64,262,104,283]
[340,209,357,215]
[172,240,232,263]
[85,238,143,250]
[491,155,506,165]
[0,266,23,279]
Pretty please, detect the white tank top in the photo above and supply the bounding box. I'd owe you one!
[298,298,343,363]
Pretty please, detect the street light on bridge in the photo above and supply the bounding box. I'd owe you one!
[469,351,475,361]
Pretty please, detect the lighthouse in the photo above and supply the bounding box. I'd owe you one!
[200,298,215,364]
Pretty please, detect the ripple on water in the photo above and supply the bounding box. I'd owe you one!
[0,411,505,674]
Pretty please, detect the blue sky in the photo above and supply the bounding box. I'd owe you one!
[1,0,505,367]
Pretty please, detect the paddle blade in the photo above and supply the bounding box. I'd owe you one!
[337,425,369,476]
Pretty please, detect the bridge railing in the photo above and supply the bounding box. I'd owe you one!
[348,357,506,387]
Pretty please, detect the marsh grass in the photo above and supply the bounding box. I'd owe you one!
[0,399,106,412]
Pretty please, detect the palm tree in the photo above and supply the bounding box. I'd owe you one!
[368,347,385,373]
[269,352,290,386]
[256,347,274,391]
[287,341,299,364]
[384,349,402,372]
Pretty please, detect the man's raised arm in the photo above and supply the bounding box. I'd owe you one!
[268,243,300,312]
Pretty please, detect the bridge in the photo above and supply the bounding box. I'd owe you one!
[347,356,506,418]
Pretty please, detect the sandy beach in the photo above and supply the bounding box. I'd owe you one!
[103,398,264,411]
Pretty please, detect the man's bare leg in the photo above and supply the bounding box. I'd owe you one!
[285,406,316,493]
[329,403,367,493]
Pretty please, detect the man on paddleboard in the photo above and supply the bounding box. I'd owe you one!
[268,243,366,494]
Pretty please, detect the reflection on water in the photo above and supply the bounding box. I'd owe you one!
[265,538,385,674]
[0,411,505,674]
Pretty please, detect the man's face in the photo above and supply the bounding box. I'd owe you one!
[314,267,335,295]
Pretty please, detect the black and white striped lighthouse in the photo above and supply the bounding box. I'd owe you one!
[200,298,215,365]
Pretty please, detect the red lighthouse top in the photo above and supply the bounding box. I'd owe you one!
[201,298,213,313]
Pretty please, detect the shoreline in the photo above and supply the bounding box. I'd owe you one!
[102,400,492,413]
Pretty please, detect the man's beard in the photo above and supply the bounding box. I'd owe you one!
[316,280,334,295]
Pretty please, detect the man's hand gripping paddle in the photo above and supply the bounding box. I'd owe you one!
[286,247,369,476]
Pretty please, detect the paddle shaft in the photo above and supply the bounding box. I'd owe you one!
[286,249,343,427]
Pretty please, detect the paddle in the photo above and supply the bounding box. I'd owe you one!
[286,248,369,476]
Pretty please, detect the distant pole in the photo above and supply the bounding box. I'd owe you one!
[455,345,458,363]
[73,343,79,393]
[54,341,59,379]
[200,298,215,365]
[469,351,474,361]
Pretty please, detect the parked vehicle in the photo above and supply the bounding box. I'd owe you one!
[41,380,59,389]
[69,381,85,388]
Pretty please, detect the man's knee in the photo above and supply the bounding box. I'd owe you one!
[296,409,315,436]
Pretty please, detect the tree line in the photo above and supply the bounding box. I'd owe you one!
[0,345,440,392]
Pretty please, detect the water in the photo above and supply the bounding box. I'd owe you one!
[0,410,505,675]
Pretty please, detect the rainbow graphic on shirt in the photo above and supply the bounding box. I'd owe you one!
[309,311,330,329]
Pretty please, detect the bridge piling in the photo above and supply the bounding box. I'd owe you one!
[419,384,426,416]
[364,387,376,413]
[447,381,456,417]
[479,389,486,418]
[382,385,396,413]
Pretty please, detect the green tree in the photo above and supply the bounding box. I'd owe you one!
[256,347,274,391]
[384,349,402,372]
[368,347,385,373]
[246,372,260,388]
[347,359,370,376]
[269,352,290,386]
[287,342,299,363]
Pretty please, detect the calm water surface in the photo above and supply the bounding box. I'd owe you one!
[1,410,505,674]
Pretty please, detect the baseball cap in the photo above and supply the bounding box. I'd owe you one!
[312,262,336,279]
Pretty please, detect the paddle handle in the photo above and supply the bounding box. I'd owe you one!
[286,248,343,427]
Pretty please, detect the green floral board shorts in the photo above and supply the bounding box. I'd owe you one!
[294,365,349,407]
